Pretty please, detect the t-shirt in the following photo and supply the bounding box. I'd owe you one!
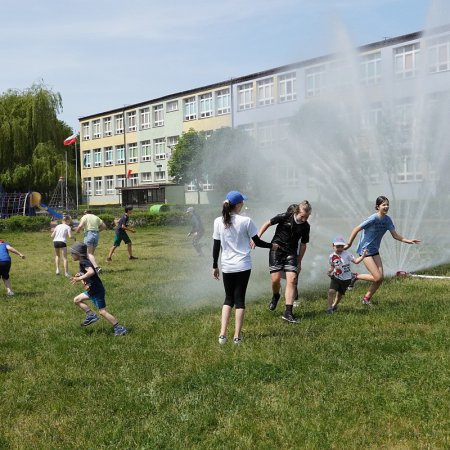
[115,213,129,235]
[270,212,310,254]
[191,212,204,233]
[79,258,104,294]
[79,214,104,231]
[53,223,71,243]
[329,250,356,281]
[357,213,395,256]
[0,242,11,262]
[213,214,258,273]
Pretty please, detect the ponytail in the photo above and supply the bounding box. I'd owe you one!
[222,200,234,228]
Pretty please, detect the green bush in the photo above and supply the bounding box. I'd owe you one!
[0,214,51,232]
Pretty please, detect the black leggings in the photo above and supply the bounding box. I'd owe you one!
[222,269,251,309]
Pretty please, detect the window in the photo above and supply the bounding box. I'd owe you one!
[395,99,414,129]
[257,122,276,148]
[202,175,214,191]
[140,107,150,129]
[360,52,381,85]
[141,172,152,184]
[140,140,151,161]
[103,117,112,136]
[186,181,198,191]
[238,83,254,110]
[83,151,91,168]
[199,93,213,118]
[154,170,166,181]
[116,145,125,164]
[93,148,102,167]
[166,100,178,112]
[154,138,166,160]
[105,175,115,195]
[128,143,138,163]
[184,97,197,120]
[153,104,164,127]
[285,166,299,188]
[127,111,137,131]
[257,78,274,106]
[94,177,103,196]
[83,178,92,196]
[305,65,326,97]
[216,88,230,115]
[428,35,450,73]
[93,120,101,139]
[394,43,420,79]
[105,146,114,166]
[239,124,256,139]
[116,174,126,188]
[129,173,139,187]
[82,122,90,140]
[115,114,124,134]
[361,103,383,129]
[278,72,297,102]
[166,136,178,158]
[396,155,423,183]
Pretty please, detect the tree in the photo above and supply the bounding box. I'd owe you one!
[0,82,73,197]
[168,128,206,204]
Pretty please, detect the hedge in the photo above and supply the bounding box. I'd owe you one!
[0,215,52,232]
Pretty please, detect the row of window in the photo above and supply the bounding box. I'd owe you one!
[83,172,168,196]
[82,137,178,168]
[82,89,231,140]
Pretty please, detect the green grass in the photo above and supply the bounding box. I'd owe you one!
[0,227,449,449]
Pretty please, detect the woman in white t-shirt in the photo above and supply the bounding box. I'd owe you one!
[51,215,75,277]
[213,191,278,345]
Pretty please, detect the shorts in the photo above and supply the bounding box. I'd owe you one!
[364,252,379,257]
[329,276,351,295]
[53,241,67,249]
[113,231,131,247]
[84,231,99,247]
[0,261,11,280]
[222,269,251,309]
[85,288,106,309]
[269,250,298,274]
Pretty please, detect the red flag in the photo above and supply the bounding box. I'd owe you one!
[64,134,78,146]
[127,169,132,178]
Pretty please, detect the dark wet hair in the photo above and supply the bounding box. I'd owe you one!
[84,209,92,214]
[125,205,133,213]
[375,196,389,210]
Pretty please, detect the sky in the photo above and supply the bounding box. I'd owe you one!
[0,0,447,132]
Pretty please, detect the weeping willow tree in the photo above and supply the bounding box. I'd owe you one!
[0,82,74,197]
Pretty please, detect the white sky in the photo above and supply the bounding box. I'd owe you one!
[1,0,447,131]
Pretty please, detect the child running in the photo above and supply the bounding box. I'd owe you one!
[107,206,137,261]
[327,236,367,313]
[345,196,421,305]
[69,242,128,335]
[51,215,75,277]
[0,239,25,296]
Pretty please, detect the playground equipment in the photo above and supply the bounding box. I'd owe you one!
[29,192,63,219]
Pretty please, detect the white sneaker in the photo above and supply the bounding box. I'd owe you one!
[218,335,227,345]
[6,291,14,296]
[64,273,71,278]
[233,337,242,345]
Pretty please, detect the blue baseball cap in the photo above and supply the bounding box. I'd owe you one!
[226,191,248,205]
[333,236,346,246]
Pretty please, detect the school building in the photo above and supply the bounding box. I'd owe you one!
[78,25,450,206]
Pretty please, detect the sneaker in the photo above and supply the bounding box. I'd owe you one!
[282,311,299,324]
[269,294,280,311]
[128,256,138,260]
[114,325,128,336]
[233,337,242,345]
[326,307,334,314]
[347,273,358,291]
[95,267,102,274]
[218,335,227,345]
[106,257,112,262]
[81,314,99,327]
[361,298,372,306]
[64,272,71,278]
[56,271,60,276]
[332,304,338,312]
[6,291,14,297]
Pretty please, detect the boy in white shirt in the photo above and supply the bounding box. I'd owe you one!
[327,236,366,313]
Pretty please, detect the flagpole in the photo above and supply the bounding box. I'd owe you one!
[75,140,79,212]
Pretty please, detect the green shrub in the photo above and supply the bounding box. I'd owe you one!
[0,214,51,232]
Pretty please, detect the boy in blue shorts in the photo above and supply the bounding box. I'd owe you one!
[70,242,128,335]
[107,206,137,261]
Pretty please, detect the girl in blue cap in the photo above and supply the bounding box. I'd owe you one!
[212,191,278,345]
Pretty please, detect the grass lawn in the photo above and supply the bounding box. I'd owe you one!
[0,226,449,449]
